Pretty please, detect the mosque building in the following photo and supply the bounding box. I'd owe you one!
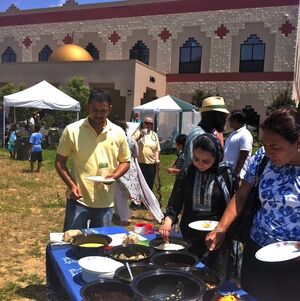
[0,0,299,123]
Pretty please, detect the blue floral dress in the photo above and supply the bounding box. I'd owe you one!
[244,147,300,247]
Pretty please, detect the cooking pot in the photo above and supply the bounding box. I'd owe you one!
[149,236,190,252]
[150,251,199,270]
[189,268,221,301]
[108,244,153,264]
[71,233,112,258]
[114,262,157,283]
[80,279,134,301]
[131,269,205,301]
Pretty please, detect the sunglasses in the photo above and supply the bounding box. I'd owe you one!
[144,121,153,125]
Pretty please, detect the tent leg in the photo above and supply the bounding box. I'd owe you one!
[2,104,6,148]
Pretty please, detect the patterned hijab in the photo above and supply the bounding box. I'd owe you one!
[191,133,226,212]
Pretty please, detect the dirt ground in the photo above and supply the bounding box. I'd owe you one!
[0,154,157,301]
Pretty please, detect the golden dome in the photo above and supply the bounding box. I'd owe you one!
[49,44,93,62]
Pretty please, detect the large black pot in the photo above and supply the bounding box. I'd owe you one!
[190,268,221,301]
[150,251,199,270]
[114,262,157,283]
[80,279,134,301]
[71,233,112,258]
[149,236,190,252]
[108,244,153,264]
[131,269,205,301]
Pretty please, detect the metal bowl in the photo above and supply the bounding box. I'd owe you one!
[149,236,190,252]
[131,269,205,301]
[71,233,112,258]
[80,279,134,301]
[114,262,157,283]
[108,244,153,264]
[150,251,199,270]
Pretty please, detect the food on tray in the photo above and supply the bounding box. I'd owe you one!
[79,243,104,248]
[155,242,185,251]
[62,229,83,242]
[114,252,146,261]
[202,222,212,228]
[122,233,140,245]
[217,294,240,301]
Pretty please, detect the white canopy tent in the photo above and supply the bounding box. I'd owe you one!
[2,80,81,146]
[133,95,200,150]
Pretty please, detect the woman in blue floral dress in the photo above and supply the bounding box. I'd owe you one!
[206,108,300,301]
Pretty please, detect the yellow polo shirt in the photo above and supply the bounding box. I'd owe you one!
[134,130,161,164]
[57,118,130,208]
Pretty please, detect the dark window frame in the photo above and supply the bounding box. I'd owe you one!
[2,46,16,63]
[85,42,99,60]
[129,40,149,65]
[239,34,265,72]
[38,45,53,62]
[179,37,202,74]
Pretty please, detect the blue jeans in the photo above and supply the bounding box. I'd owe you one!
[63,199,113,231]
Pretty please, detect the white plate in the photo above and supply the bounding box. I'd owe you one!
[188,220,218,231]
[255,241,300,262]
[87,176,115,184]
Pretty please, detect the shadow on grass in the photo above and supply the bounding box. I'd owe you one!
[18,284,47,301]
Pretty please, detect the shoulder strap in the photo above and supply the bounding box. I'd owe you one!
[254,155,268,187]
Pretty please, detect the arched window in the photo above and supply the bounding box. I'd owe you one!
[239,34,265,72]
[129,40,149,65]
[2,47,16,63]
[85,43,99,60]
[39,45,53,62]
[179,38,202,73]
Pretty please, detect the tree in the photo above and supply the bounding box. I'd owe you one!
[267,84,299,115]
[65,76,90,118]
[0,82,28,123]
[192,87,219,108]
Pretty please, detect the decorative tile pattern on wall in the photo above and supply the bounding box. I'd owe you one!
[108,31,121,45]
[215,24,229,39]
[159,28,172,42]
[279,20,295,37]
[23,36,32,48]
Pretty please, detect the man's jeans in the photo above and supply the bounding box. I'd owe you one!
[63,199,113,231]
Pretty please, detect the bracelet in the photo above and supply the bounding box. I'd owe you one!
[215,226,225,233]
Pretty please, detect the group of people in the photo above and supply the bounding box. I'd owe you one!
[6,121,44,172]
[54,88,299,301]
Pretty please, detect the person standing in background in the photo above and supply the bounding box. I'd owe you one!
[55,89,130,231]
[134,116,161,191]
[167,134,187,177]
[29,123,43,172]
[183,96,229,174]
[7,124,17,159]
[224,110,253,181]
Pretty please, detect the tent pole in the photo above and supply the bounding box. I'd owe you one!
[2,103,6,148]
[179,112,183,134]
[76,112,79,121]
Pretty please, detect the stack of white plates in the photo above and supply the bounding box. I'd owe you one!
[78,256,124,282]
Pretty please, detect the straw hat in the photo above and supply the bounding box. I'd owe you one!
[200,96,229,114]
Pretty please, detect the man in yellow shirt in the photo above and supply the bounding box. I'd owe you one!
[55,89,130,231]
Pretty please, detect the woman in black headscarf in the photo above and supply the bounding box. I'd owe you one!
[160,133,235,278]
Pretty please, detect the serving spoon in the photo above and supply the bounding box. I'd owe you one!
[125,262,134,280]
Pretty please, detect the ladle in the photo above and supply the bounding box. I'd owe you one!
[126,262,134,280]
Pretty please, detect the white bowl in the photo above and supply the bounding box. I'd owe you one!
[78,256,124,282]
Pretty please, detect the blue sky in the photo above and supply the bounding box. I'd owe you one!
[0,0,121,12]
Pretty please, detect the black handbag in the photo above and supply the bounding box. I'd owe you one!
[227,156,268,243]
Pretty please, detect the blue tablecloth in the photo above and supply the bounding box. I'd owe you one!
[46,226,257,301]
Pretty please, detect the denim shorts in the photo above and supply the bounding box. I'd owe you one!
[63,199,114,231]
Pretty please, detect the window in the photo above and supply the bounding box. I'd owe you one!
[85,43,99,60]
[179,38,202,73]
[39,45,53,62]
[129,40,149,65]
[239,34,265,72]
[2,47,16,63]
